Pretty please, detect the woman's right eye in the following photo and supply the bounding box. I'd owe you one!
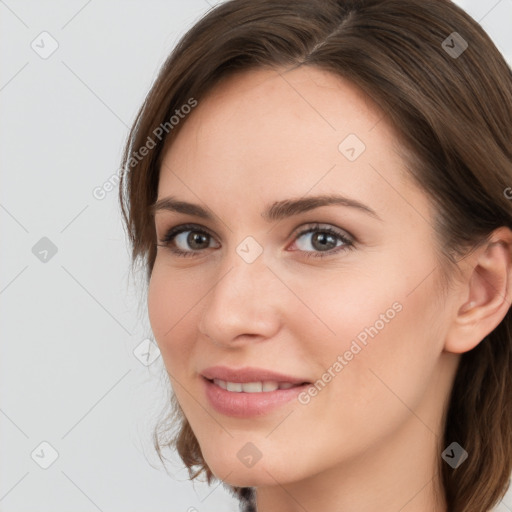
[157,224,219,258]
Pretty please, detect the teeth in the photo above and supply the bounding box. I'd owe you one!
[226,381,243,392]
[262,381,279,392]
[212,379,301,393]
[241,382,263,393]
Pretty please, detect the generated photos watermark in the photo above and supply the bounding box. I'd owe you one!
[298,301,403,405]
[92,97,198,200]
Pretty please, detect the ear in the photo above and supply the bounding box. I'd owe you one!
[444,227,512,354]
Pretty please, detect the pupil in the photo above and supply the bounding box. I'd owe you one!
[190,232,208,249]
[314,233,335,250]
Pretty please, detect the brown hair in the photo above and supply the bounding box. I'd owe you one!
[118,1,512,510]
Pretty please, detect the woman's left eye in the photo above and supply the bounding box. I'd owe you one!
[156,223,355,259]
[290,224,354,258]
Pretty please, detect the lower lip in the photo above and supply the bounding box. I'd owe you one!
[202,377,311,418]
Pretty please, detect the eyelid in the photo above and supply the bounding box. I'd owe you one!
[290,222,354,242]
[158,222,219,247]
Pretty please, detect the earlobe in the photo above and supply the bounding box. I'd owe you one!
[444,228,512,354]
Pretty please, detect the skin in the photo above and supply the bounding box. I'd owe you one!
[147,66,512,512]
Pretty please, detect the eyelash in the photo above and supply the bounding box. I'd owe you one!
[156,222,355,259]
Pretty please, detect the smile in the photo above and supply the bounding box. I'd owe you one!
[203,377,312,417]
[211,378,306,392]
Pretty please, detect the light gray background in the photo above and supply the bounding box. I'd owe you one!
[1,1,511,511]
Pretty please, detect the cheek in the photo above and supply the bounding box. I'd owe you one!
[292,267,405,363]
[147,265,197,367]
[301,256,444,414]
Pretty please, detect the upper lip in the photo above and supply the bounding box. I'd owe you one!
[201,365,310,384]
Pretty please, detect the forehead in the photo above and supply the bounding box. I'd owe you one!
[157,65,420,222]
[182,65,385,146]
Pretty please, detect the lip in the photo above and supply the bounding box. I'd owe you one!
[200,366,312,418]
[202,376,311,418]
[201,365,310,385]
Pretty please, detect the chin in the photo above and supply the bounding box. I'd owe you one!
[203,448,309,488]
[209,465,277,488]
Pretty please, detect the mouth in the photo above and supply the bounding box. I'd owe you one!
[202,376,312,418]
[204,376,311,393]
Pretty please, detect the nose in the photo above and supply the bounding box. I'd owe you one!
[197,250,283,348]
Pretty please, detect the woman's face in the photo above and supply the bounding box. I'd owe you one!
[148,66,460,489]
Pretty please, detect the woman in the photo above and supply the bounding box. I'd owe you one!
[118,1,512,510]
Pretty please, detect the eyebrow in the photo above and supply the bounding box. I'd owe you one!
[150,194,381,222]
